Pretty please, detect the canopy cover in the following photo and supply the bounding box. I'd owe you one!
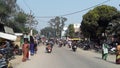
[0,32,17,41]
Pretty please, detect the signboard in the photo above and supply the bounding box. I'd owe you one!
[4,26,14,34]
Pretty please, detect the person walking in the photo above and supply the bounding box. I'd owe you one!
[30,36,35,55]
[22,39,29,62]
[116,42,120,64]
[34,39,38,54]
[102,40,109,60]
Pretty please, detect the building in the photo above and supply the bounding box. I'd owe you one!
[61,26,68,39]
[73,24,80,33]
[61,24,81,39]
[73,24,81,38]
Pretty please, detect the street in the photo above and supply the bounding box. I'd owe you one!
[15,44,120,68]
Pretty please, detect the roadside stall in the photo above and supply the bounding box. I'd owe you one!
[15,33,23,47]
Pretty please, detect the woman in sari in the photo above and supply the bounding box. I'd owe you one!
[116,42,120,64]
[22,39,29,62]
[30,36,34,55]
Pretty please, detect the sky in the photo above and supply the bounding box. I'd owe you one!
[17,0,120,31]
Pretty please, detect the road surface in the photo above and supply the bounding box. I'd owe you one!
[15,44,120,68]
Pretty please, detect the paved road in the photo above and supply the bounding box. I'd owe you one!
[15,45,120,68]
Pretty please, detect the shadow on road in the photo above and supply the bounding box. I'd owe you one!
[106,60,116,64]
[94,57,115,64]
[94,57,102,60]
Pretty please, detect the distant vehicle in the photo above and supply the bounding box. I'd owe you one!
[46,43,52,53]
[72,45,77,52]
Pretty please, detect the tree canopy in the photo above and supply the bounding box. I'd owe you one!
[68,24,75,38]
[0,0,38,33]
[81,5,119,40]
[48,16,67,38]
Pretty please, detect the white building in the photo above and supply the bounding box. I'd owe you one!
[73,24,81,32]
[61,24,81,39]
[61,26,68,39]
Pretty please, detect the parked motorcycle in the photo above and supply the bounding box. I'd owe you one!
[109,47,116,55]
[0,54,7,68]
[83,43,90,50]
[0,51,13,68]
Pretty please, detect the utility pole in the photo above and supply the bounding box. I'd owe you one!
[28,10,33,36]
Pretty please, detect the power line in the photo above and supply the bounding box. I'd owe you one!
[60,0,111,16]
[22,0,31,11]
[36,0,111,18]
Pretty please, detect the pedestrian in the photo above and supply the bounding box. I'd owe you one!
[102,40,109,60]
[116,42,120,64]
[23,33,30,43]
[20,37,24,47]
[22,39,29,62]
[34,39,38,54]
[68,40,72,48]
[30,36,35,55]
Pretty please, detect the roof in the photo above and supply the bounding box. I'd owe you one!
[15,33,23,36]
[0,32,17,41]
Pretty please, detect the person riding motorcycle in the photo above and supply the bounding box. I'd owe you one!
[72,41,77,52]
[46,43,52,53]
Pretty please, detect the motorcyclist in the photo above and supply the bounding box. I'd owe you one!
[46,43,52,53]
[72,41,77,52]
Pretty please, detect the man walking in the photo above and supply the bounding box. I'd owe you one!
[102,40,109,60]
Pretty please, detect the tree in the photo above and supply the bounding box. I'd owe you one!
[15,12,27,24]
[0,0,17,23]
[40,27,55,38]
[48,16,67,38]
[0,0,38,33]
[106,12,120,35]
[68,24,74,38]
[81,5,119,41]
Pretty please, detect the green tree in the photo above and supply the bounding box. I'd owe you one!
[15,12,27,24]
[33,28,38,35]
[40,27,55,38]
[106,12,120,35]
[81,5,118,40]
[0,0,17,23]
[0,0,38,34]
[13,12,28,32]
[48,16,67,38]
[68,24,74,38]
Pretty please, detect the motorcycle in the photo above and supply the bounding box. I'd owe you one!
[72,45,77,52]
[46,43,52,53]
[46,47,52,53]
[0,51,13,68]
[83,43,90,50]
[109,47,116,55]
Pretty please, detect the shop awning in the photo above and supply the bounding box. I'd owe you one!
[0,32,17,41]
[71,38,82,41]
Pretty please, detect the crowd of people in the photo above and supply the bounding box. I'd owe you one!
[1,34,119,65]
[21,34,40,62]
[45,38,120,64]
[101,39,120,64]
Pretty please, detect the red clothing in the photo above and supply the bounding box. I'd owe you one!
[22,43,29,62]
